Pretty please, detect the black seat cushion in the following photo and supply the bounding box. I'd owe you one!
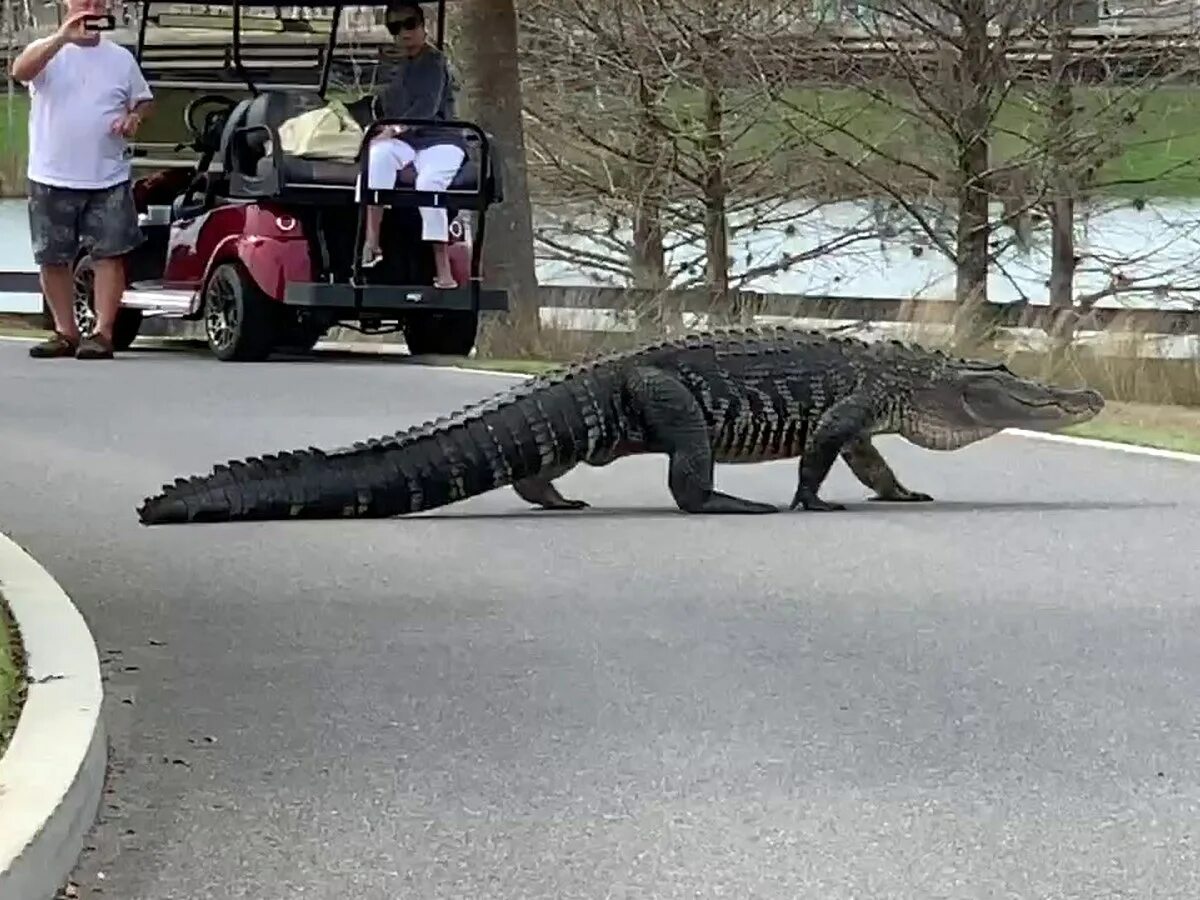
[266,154,481,192]
[233,89,493,198]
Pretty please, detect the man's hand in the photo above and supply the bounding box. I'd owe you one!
[55,10,98,45]
[110,110,142,138]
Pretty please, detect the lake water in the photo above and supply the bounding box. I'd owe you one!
[4,192,1200,316]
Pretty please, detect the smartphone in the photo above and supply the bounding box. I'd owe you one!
[82,14,115,31]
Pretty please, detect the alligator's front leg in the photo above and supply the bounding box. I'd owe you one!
[840,436,933,503]
[626,366,778,514]
[791,395,874,511]
[513,464,590,511]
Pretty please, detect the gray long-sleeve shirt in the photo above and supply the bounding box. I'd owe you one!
[373,45,461,150]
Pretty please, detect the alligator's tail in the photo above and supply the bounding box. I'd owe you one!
[136,372,613,525]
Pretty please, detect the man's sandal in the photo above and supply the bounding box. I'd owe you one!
[76,332,114,360]
[28,332,79,359]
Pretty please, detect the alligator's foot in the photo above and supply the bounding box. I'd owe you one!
[789,487,846,512]
[867,488,934,503]
[681,490,778,514]
[513,475,590,511]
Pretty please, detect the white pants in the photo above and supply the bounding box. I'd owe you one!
[359,138,464,242]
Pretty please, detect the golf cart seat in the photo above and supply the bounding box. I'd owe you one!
[224,89,501,202]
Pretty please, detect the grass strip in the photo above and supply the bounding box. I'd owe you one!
[0,590,27,759]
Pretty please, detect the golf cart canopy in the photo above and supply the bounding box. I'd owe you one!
[132,0,452,94]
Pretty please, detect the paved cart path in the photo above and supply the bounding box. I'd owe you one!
[1,338,1198,899]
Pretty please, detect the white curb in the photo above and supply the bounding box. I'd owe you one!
[0,531,105,900]
[1004,428,1200,463]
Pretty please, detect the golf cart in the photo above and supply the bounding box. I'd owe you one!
[70,0,507,360]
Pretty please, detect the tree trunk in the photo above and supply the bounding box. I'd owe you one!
[1047,0,1078,351]
[455,0,540,355]
[630,74,668,293]
[699,10,731,320]
[951,0,994,347]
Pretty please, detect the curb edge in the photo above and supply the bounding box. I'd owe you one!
[0,531,106,900]
[1004,428,1200,463]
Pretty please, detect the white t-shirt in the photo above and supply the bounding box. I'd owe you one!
[22,37,153,190]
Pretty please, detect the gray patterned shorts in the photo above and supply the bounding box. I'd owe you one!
[27,179,144,267]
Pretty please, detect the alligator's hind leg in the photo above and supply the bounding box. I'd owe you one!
[513,463,590,510]
[840,437,933,503]
[626,366,778,514]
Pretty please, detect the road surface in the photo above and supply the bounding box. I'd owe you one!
[2,338,1199,899]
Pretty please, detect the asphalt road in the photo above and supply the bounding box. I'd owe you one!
[2,337,1199,899]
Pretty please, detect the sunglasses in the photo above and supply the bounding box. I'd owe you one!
[385,15,421,34]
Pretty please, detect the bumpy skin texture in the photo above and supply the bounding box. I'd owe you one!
[135,326,1105,525]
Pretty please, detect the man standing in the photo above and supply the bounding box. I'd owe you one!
[10,0,153,359]
[359,1,464,289]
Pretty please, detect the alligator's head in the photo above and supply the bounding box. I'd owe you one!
[896,356,1105,450]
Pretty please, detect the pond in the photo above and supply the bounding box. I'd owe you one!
[3,193,1199,316]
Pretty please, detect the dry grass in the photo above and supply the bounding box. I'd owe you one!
[476,293,1200,408]
[0,313,47,337]
[888,300,1200,409]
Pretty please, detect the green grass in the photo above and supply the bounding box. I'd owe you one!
[0,591,26,759]
[535,81,1200,200]
[1063,401,1200,454]
[7,77,1200,197]
[443,356,563,375]
[1,90,29,197]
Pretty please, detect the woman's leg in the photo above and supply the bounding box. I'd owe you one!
[412,144,466,287]
[357,137,415,266]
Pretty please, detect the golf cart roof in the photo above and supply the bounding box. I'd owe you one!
[132,0,454,93]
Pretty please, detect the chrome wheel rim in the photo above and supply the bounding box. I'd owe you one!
[204,272,239,350]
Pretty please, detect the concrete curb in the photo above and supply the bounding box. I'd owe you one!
[1004,428,1200,463]
[0,531,106,900]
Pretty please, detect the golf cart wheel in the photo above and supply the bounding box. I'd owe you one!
[72,252,144,351]
[202,261,275,362]
[402,311,479,357]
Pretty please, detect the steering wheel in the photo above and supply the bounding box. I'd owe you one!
[183,94,239,148]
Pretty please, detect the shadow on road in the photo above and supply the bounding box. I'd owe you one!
[409,498,1177,520]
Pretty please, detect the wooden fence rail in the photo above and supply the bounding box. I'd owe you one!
[3,273,1198,342]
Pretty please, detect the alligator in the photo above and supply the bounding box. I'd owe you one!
[135,325,1105,525]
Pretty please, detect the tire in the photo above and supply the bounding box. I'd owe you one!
[72,252,144,351]
[402,310,479,357]
[202,261,276,362]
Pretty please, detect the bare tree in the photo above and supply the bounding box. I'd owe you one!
[516,0,887,320]
[1015,1,1200,345]
[751,0,1200,344]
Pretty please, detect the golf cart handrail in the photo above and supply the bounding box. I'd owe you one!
[356,117,492,200]
[225,114,496,206]
[349,116,495,285]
